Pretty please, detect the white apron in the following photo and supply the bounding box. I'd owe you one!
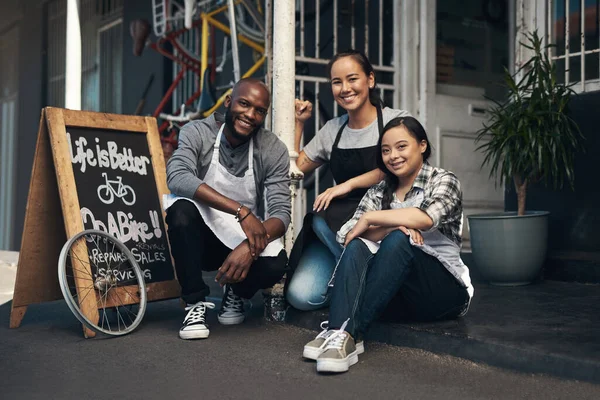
[163,124,284,257]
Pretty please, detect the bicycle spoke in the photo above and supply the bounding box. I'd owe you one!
[69,252,93,268]
[108,239,116,270]
[109,286,136,328]
[73,284,96,306]
[98,286,111,331]
[113,290,138,325]
[119,282,141,302]
[65,274,94,282]
[69,253,95,277]
[69,263,96,279]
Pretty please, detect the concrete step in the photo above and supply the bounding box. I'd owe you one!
[285,281,600,384]
[461,251,600,285]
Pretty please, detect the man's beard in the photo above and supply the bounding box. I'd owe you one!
[224,108,261,142]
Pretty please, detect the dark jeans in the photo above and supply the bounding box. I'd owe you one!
[329,230,470,338]
[165,200,288,304]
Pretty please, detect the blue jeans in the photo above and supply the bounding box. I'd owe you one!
[328,231,469,338]
[286,215,343,311]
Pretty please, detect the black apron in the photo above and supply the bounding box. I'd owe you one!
[286,106,385,286]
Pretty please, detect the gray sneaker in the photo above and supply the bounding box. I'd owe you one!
[218,285,245,325]
[316,328,359,373]
[303,320,364,360]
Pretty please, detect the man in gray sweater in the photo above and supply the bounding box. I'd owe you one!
[164,78,291,340]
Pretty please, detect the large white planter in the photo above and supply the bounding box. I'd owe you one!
[467,211,550,286]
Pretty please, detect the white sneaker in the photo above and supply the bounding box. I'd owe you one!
[303,320,364,360]
[218,285,245,325]
[179,301,215,340]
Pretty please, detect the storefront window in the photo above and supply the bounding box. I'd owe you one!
[550,0,599,89]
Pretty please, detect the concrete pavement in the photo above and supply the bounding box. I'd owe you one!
[1,297,599,399]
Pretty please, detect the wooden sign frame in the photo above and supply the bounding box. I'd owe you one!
[10,107,180,337]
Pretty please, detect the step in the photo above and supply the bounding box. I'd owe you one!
[461,250,600,284]
[285,281,600,383]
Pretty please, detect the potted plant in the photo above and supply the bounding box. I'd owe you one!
[468,31,583,286]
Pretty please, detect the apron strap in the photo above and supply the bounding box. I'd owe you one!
[213,124,254,172]
[247,136,254,172]
[332,120,348,149]
[332,105,384,149]
[212,124,226,162]
[376,104,384,136]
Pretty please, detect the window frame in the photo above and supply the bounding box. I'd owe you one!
[546,0,600,93]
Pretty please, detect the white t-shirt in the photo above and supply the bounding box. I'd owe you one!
[302,107,411,164]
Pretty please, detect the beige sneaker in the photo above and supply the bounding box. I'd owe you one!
[316,329,359,373]
[303,321,364,360]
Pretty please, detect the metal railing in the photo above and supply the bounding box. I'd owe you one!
[294,0,399,209]
[548,0,600,92]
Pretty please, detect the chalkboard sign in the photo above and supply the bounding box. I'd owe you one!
[66,127,174,283]
[10,108,180,337]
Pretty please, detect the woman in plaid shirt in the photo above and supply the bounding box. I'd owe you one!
[303,116,473,374]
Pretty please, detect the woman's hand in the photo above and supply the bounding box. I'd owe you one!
[295,99,313,124]
[399,226,424,245]
[313,182,352,212]
[344,214,371,246]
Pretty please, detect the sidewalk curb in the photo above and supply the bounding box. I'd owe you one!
[285,307,600,384]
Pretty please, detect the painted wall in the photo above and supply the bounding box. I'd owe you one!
[11,0,45,251]
[121,0,171,118]
[3,0,170,250]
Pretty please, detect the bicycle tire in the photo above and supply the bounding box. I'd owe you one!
[122,186,137,206]
[97,185,115,205]
[58,229,147,336]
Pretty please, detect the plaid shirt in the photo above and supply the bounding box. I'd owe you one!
[336,163,464,246]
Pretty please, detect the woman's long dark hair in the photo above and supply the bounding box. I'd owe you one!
[326,49,383,107]
[376,117,432,210]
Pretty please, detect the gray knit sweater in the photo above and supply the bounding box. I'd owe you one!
[166,113,291,229]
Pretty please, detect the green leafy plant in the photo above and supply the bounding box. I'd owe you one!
[475,31,584,216]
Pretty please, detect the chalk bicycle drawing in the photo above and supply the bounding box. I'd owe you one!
[58,229,147,336]
[97,172,136,206]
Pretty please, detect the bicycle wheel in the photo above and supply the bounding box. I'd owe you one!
[97,185,114,205]
[58,229,147,336]
[121,186,137,206]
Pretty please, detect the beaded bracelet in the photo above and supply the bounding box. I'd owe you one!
[235,204,244,222]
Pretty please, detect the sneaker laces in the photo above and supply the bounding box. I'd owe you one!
[222,287,244,313]
[183,301,215,325]
[319,318,350,351]
[315,320,331,340]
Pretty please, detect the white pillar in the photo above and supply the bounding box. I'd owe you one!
[271,0,300,254]
[418,0,436,132]
[514,0,547,79]
[227,0,241,82]
[400,0,418,115]
[65,0,82,110]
